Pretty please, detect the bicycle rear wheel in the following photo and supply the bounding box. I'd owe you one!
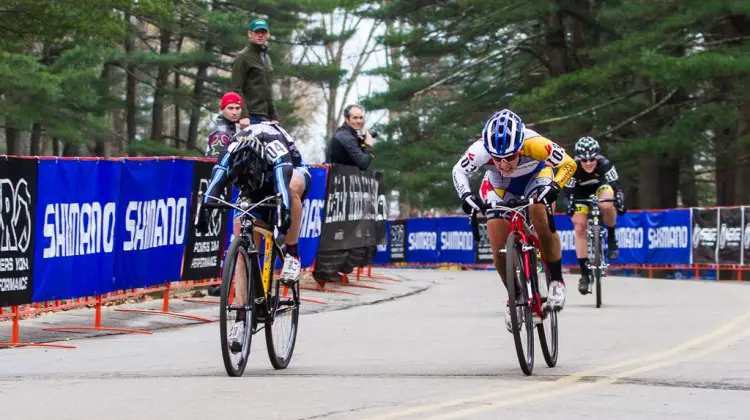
[534,256,558,368]
[219,237,256,377]
[265,248,300,369]
[591,225,602,308]
[505,233,534,376]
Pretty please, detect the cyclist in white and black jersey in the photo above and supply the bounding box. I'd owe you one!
[562,136,625,295]
[196,121,310,350]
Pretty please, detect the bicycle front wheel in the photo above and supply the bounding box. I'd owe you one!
[265,249,300,369]
[219,237,256,377]
[505,233,534,376]
[535,258,558,368]
[591,225,602,308]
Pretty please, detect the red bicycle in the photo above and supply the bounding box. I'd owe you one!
[471,197,559,375]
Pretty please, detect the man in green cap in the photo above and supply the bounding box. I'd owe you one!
[231,17,279,128]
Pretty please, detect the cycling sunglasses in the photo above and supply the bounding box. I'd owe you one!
[491,153,519,163]
[579,157,597,163]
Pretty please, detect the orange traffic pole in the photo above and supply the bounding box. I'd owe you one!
[11,305,20,344]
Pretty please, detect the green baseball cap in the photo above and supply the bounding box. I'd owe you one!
[249,18,269,32]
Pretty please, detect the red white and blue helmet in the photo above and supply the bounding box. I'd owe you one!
[481,109,525,159]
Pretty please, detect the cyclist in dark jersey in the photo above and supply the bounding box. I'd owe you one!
[196,121,310,350]
[563,136,625,295]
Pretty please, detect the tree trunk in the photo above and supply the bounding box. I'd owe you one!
[188,59,209,151]
[679,151,698,207]
[326,88,338,140]
[5,127,22,156]
[174,36,184,147]
[657,156,680,209]
[63,142,80,157]
[637,158,660,209]
[125,14,137,156]
[543,10,571,77]
[52,137,61,156]
[95,64,114,158]
[151,26,172,144]
[29,123,42,156]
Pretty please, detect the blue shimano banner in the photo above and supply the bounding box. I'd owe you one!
[554,215,578,266]
[373,220,390,264]
[437,217,474,264]
[405,218,439,263]
[32,160,121,301]
[299,167,326,268]
[611,212,646,264]
[113,159,194,289]
[644,209,691,265]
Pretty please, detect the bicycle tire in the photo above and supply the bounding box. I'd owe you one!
[591,225,602,308]
[219,237,255,377]
[505,233,534,376]
[265,248,300,369]
[535,255,558,367]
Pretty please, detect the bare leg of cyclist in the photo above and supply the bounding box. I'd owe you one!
[487,218,511,289]
[488,218,518,332]
[529,203,566,309]
[280,172,304,283]
[599,188,619,259]
[573,211,591,294]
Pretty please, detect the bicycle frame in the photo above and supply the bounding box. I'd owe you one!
[474,200,553,321]
[203,193,289,319]
[574,196,616,272]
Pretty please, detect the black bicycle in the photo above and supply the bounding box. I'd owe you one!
[471,197,559,375]
[573,196,616,308]
[203,193,300,377]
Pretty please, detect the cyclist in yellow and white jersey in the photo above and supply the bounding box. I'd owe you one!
[452,109,576,332]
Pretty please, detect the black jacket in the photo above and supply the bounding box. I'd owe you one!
[326,124,374,170]
[230,43,279,121]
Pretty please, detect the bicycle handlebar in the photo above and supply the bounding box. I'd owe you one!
[572,197,617,205]
[202,201,278,210]
[469,196,556,235]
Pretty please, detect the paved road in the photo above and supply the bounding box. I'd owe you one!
[1,269,750,419]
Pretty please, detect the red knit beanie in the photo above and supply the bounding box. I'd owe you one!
[220,92,243,110]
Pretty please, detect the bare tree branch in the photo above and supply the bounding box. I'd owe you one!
[596,88,679,137]
[336,20,381,121]
[527,87,650,127]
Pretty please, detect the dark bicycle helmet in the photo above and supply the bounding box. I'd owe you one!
[573,136,600,160]
[227,137,266,191]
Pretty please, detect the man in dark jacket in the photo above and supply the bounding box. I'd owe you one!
[231,18,279,128]
[326,104,375,170]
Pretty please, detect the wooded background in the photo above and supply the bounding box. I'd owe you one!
[2,0,749,210]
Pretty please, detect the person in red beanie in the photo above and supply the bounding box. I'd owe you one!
[205,92,244,157]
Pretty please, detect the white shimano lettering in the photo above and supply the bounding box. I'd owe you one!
[440,231,474,251]
[300,199,324,238]
[123,197,188,251]
[408,232,437,251]
[615,227,643,249]
[43,202,117,258]
[647,226,689,249]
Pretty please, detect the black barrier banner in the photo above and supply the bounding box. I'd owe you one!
[744,207,750,266]
[181,160,230,280]
[318,165,380,252]
[0,158,37,306]
[692,208,718,264]
[375,171,388,246]
[718,207,742,265]
[390,220,406,263]
[475,219,493,263]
